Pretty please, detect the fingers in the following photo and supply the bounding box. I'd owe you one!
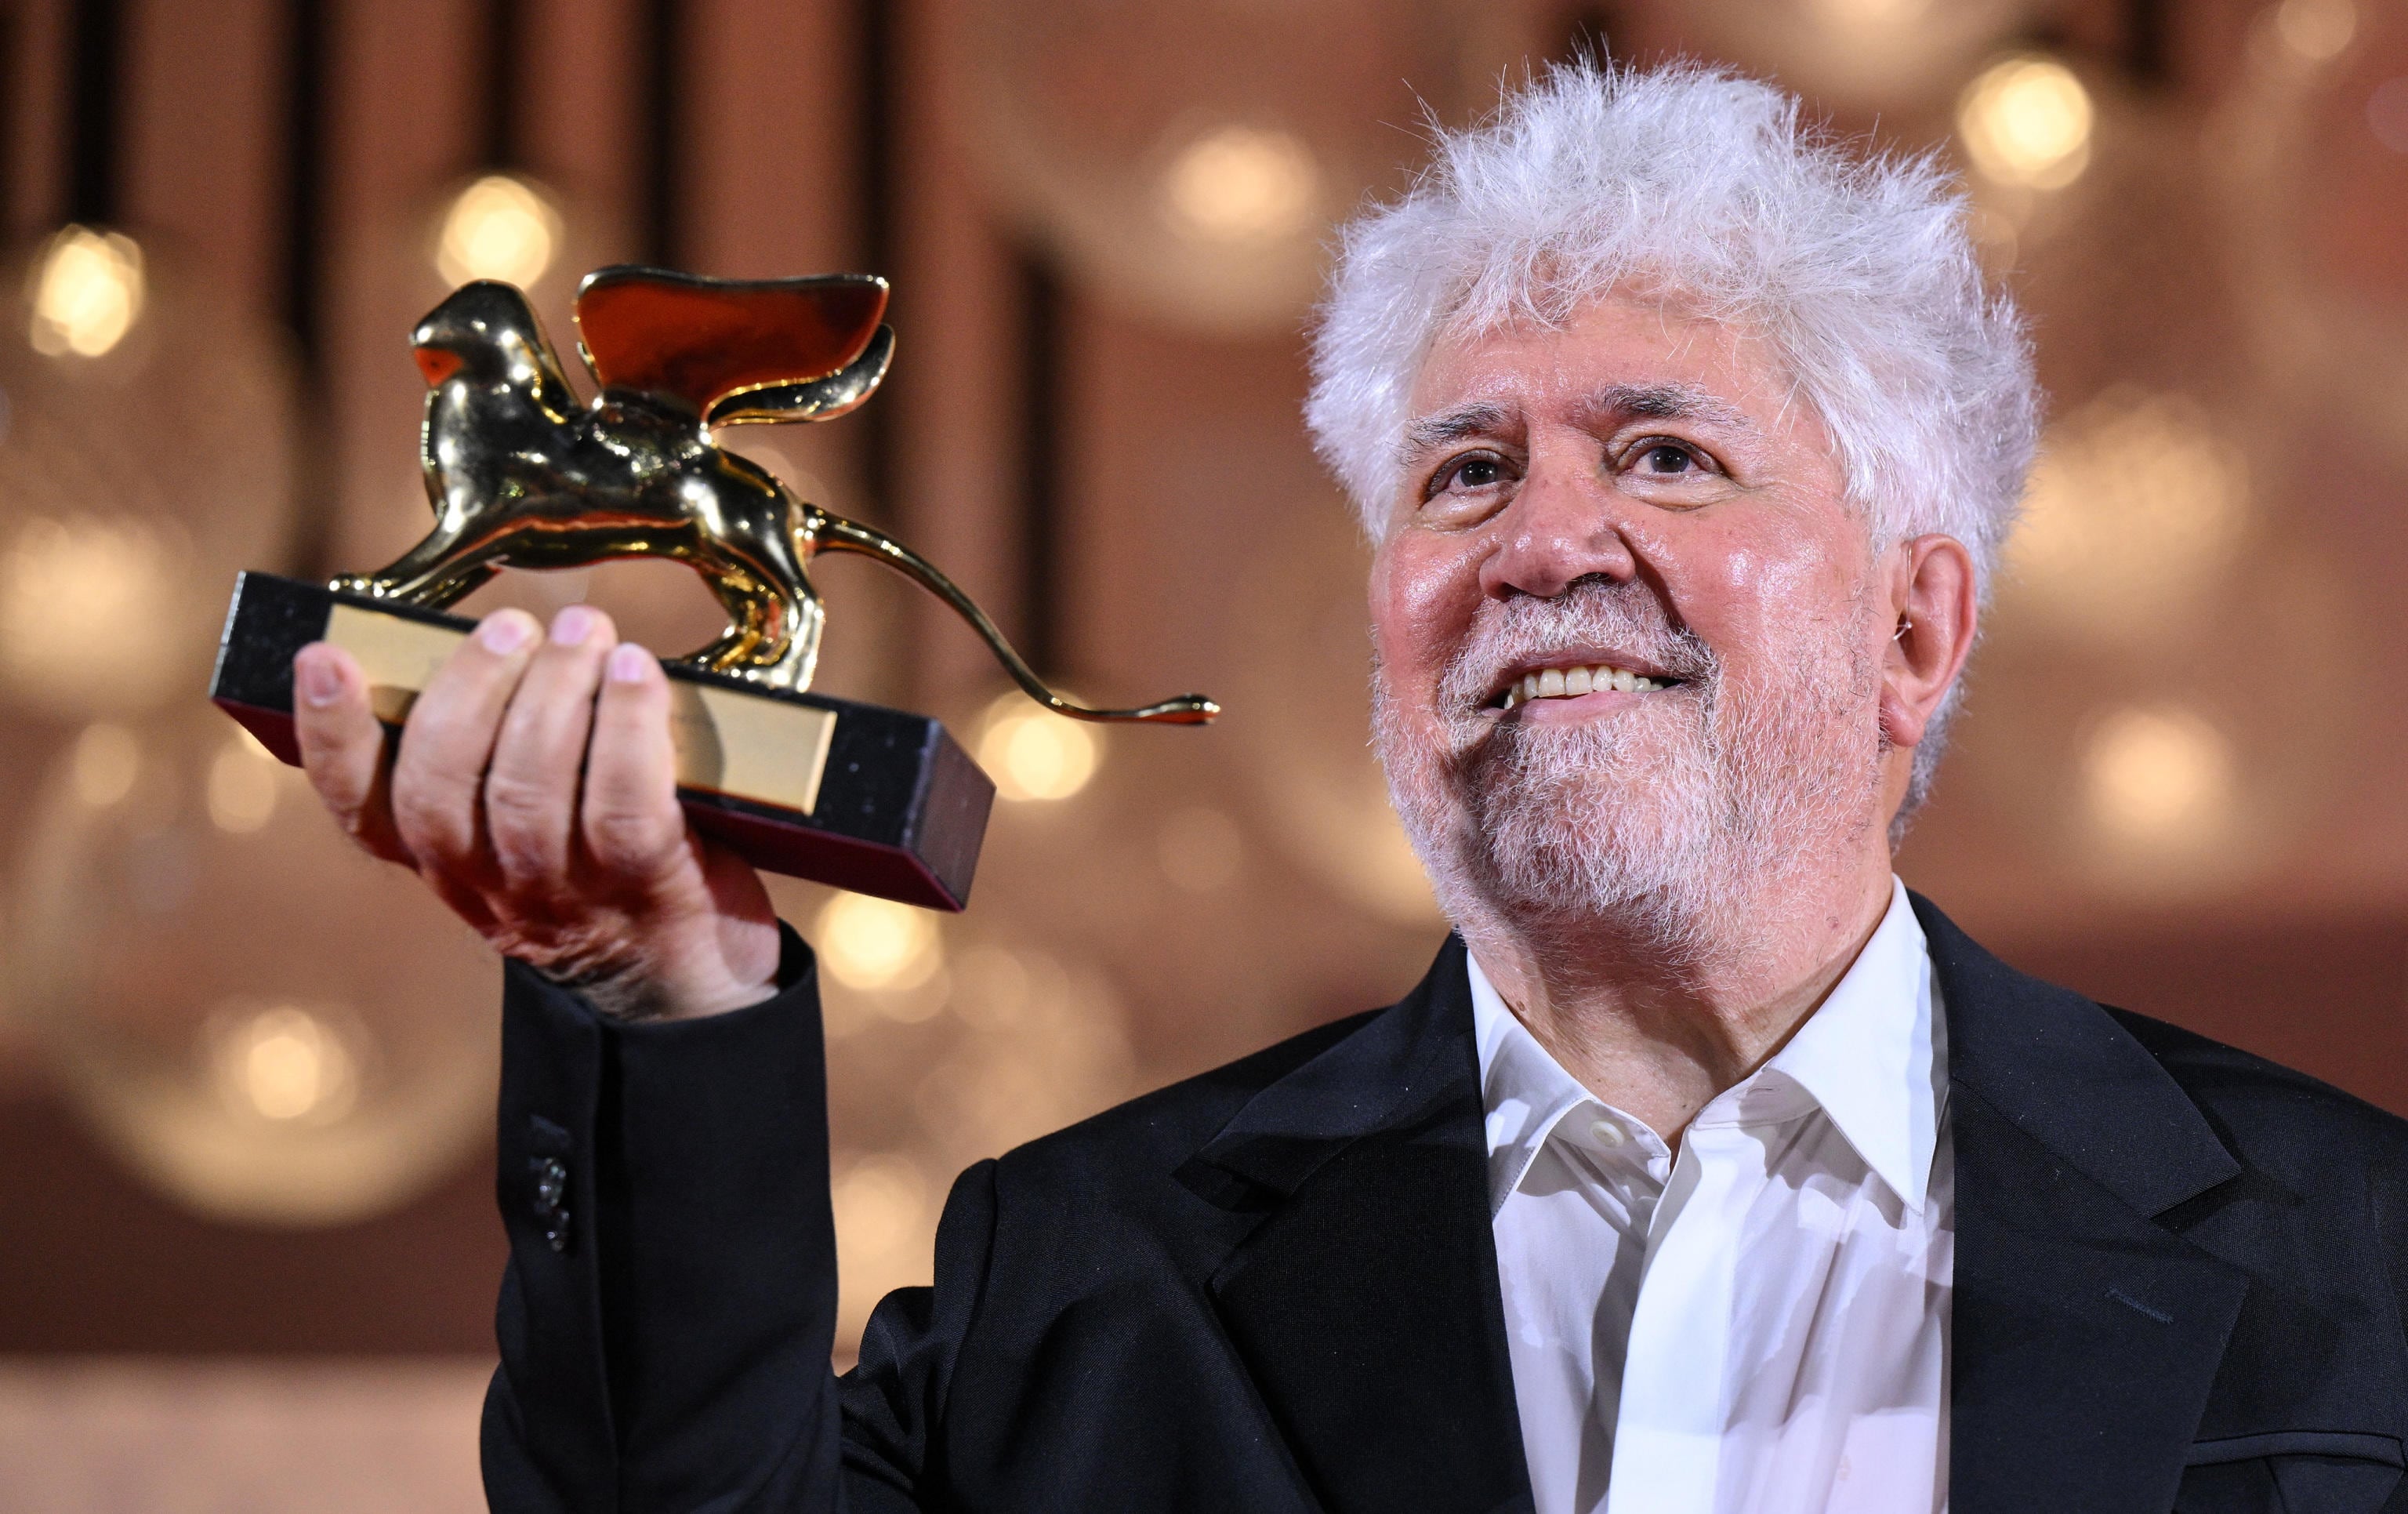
[292,641,408,863]
[388,608,542,877]
[484,605,621,891]
[580,641,689,883]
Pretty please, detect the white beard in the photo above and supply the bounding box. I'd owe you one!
[1373,578,1883,958]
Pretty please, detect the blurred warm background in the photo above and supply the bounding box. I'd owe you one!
[0,0,2404,1505]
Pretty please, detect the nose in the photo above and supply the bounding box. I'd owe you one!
[1479,448,1637,601]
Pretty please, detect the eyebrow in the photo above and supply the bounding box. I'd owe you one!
[1395,383,1757,470]
[1398,402,1513,462]
[1579,383,1757,434]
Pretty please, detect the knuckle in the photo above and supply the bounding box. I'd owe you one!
[486,830,557,884]
[582,803,678,872]
[481,779,570,880]
[301,761,357,814]
[480,768,558,827]
[390,779,470,859]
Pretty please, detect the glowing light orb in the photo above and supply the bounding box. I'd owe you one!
[815,891,944,992]
[977,695,1100,802]
[1957,56,2094,190]
[2006,387,2249,641]
[1159,125,1321,246]
[2083,705,2234,846]
[0,514,185,714]
[2275,0,2356,61]
[28,226,145,358]
[71,723,139,807]
[211,1004,359,1124]
[434,173,563,289]
[205,729,281,833]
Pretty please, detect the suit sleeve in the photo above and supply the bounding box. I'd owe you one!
[478,922,983,1512]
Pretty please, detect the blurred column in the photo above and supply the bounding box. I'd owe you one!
[891,0,1017,721]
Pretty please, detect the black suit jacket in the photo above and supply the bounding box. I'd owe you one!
[481,897,2408,1512]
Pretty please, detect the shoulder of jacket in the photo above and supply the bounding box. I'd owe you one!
[2103,1004,2408,1164]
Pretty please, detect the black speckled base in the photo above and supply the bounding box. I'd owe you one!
[209,571,993,910]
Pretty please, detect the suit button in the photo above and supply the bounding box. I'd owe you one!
[530,1156,571,1253]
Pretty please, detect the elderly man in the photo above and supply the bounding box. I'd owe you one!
[294,64,2408,1514]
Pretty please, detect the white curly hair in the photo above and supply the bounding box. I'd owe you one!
[1304,60,2039,828]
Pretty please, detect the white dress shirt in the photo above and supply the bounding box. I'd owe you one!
[1471,877,1952,1513]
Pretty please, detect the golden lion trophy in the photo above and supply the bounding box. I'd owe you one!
[211,267,1216,909]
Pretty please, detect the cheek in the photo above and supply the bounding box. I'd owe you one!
[1678,521,1868,657]
[1369,537,1481,698]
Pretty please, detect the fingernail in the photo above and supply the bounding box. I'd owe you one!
[551,605,600,646]
[606,643,653,684]
[297,652,342,708]
[478,612,534,655]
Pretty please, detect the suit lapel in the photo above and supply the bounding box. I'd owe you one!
[1920,897,2250,1513]
[1180,902,2254,1514]
[1180,938,1533,1514]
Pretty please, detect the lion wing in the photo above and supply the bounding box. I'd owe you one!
[572,266,889,425]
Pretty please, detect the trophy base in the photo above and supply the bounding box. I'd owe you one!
[209,572,993,911]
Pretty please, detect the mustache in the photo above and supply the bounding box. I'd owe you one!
[1438,578,1718,716]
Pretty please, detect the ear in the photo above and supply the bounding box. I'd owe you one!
[1878,535,1978,753]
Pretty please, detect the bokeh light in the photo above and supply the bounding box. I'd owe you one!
[69,722,140,808]
[1957,56,2094,189]
[2274,0,2356,62]
[2082,704,2236,849]
[27,226,145,358]
[829,1152,933,1344]
[977,695,1100,802]
[2004,387,2249,641]
[2367,78,2408,154]
[205,729,283,834]
[209,1004,359,1124]
[814,891,945,992]
[9,709,499,1227]
[1159,125,1322,245]
[433,173,563,289]
[0,514,187,716]
[1804,0,1931,28]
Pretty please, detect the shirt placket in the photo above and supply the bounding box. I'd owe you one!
[1601,1116,1754,1514]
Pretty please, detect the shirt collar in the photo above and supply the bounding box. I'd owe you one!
[1470,955,1597,1216]
[1748,876,1946,1213]
[1466,876,1946,1214]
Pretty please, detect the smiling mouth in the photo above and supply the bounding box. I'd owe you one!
[1492,663,1680,711]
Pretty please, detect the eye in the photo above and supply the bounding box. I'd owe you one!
[1427,450,1514,499]
[1634,441,1702,475]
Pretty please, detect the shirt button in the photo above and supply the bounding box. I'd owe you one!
[1588,1117,1626,1149]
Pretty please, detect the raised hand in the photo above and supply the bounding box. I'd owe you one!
[292,604,782,1021]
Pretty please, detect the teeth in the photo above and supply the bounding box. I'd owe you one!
[1498,663,1669,709]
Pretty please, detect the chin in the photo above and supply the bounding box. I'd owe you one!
[1380,709,1725,935]
[1473,755,1730,924]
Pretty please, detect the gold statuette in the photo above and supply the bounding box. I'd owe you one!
[213,266,1216,910]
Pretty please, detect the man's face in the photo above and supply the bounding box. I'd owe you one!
[1369,293,1895,934]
